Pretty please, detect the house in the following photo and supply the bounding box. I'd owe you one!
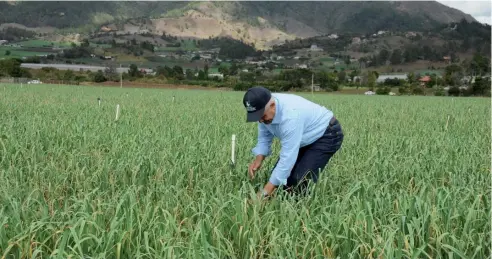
[405,32,417,38]
[200,54,212,60]
[328,34,338,39]
[352,37,361,44]
[376,74,408,83]
[443,56,451,64]
[208,73,224,79]
[309,44,323,51]
[419,75,432,87]
[0,40,7,45]
[100,25,116,32]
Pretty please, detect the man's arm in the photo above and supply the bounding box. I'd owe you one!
[262,117,303,196]
[252,123,274,157]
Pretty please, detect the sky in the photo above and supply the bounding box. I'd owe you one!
[437,0,491,24]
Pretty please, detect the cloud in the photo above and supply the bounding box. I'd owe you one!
[437,0,491,24]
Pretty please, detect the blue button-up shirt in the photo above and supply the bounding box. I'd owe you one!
[252,93,334,186]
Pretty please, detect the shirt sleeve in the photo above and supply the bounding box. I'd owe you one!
[269,116,304,186]
[252,123,274,157]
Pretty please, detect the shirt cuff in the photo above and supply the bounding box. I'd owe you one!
[269,174,287,186]
[252,146,270,157]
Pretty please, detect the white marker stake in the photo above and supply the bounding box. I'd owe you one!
[445,115,450,130]
[98,99,101,106]
[172,96,175,103]
[115,104,120,121]
[231,134,236,165]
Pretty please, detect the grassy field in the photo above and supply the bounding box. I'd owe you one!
[15,40,72,48]
[156,39,198,52]
[0,46,53,59]
[0,83,490,258]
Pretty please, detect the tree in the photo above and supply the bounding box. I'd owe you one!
[349,70,358,84]
[218,64,230,76]
[128,64,141,78]
[469,53,490,76]
[378,49,390,64]
[390,49,402,65]
[472,76,490,96]
[428,73,437,88]
[317,71,338,91]
[448,86,460,96]
[93,70,106,82]
[105,63,118,81]
[63,70,74,81]
[444,64,463,86]
[185,69,194,80]
[0,58,22,77]
[81,39,90,48]
[229,62,238,76]
[344,56,351,66]
[239,71,255,83]
[5,50,10,56]
[173,65,184,80]
[367,71,376,91]
[197,70,206,80]
[203,64,209,79]
[337,70,346,84]
[407,72,416,84]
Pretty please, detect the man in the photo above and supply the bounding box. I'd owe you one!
[243,86,344,198]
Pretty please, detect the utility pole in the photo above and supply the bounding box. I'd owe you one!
[120,64,122,88]
[311,73,314,95]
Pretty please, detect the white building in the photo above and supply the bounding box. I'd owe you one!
[208,73,224,79]
[376,74,408,83]
[309,44,323,52]
[328,34,338,39]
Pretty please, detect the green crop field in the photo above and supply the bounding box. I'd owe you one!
[0,46,52,59]
[0,83,490,258]
[15,40,65,48]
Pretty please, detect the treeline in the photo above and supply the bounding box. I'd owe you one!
[441,19,491,55]
[0,2,186,29]
[197,37,261,59]
[109,38,155,56]
[0,27,36,41]
[272,34,352,53]
[1,54,490,97]
[359,44,461,67]
[0,58,31,78]
[435,19,491,42]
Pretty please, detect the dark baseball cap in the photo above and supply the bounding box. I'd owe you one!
[243,86,272,122]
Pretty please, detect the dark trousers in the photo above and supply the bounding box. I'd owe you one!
[277,117,344,195]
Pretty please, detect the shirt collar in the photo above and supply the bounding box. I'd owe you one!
[271,96,282,124]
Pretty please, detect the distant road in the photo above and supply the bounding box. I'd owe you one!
[20,63,153,73]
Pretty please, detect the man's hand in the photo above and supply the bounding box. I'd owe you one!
[257,182,277,199]
[248,155,265,180]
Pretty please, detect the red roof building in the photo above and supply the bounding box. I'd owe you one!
[419,76,431,82]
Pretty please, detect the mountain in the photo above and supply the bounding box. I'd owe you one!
[0,1,477,49]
